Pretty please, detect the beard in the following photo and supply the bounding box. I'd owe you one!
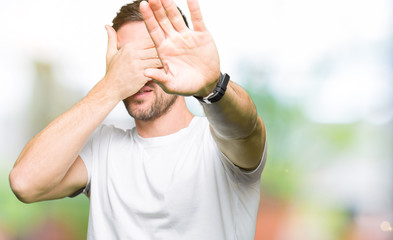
[123,92,178,121]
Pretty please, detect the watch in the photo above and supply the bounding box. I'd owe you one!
[194,73,230,104]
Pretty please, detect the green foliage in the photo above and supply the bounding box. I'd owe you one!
[0,171,89,239]
[239,63,360,201]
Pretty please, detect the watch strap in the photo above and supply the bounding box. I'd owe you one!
[194,73,230,104]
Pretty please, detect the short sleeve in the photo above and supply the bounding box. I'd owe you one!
[219,135,267,185]
[79,125,106,196]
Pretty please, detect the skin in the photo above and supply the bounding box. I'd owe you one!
[9,0,266,204]
[118,22,179,122]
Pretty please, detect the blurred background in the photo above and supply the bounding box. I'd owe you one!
[0,0,392,239]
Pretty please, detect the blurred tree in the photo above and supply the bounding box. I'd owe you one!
[236,60,387,240]
[2,60,89,240]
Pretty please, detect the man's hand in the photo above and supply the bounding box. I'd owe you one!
[140,0,220,97]
[104,25,162,101]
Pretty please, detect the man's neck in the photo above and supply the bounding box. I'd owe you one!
[135,97,194,138]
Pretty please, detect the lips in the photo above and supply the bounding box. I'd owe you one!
[133,81,154,96]
[137,89,152,93]
[137,85,153,94]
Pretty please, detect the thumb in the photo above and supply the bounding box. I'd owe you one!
[105,25,117,62]
[144,68,168,84]
[144,68,173,92]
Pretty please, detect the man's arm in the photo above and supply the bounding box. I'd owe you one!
[9,26,161,203]
[140,0,266,170]
[9,83,118,203]
[201,81,266,170]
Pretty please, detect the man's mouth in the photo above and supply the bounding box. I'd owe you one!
[134,81,155,96]
[137,89,152,93]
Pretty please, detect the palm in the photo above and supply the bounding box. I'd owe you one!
[140,0,220,96]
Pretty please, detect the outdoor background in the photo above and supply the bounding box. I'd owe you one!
[0,0,392,239]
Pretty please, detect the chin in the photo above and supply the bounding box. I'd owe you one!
[124,101,151,118]
[124,94,178,121]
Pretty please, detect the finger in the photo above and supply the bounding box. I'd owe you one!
[122,38,155,50]
[187,0,206,32]
[140,1,166,47]
[148,0,175,36]
[161,0,188,32]
[139,47,159,60]
[144,67,170,85]
[105,25,117,61]
[142,58,163,69]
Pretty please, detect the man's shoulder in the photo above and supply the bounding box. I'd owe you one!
[186,116,210,136]
[92,124,133,140]
[192,116,209,127]
[100,123,132,132]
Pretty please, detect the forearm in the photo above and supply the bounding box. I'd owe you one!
[201,80,265,170]
[202,81,259,139]
[10,78,119,198]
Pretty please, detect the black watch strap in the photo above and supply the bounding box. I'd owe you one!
[194,73,230,104]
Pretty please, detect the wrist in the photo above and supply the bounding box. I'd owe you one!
[89,76,123,104]
[195,75,220,98]
[194,73,230,104]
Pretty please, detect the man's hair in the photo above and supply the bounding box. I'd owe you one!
[112,0,189,31]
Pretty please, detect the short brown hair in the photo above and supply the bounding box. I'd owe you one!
[112,0,189,31]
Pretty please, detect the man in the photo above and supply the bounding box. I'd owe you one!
[10,0,267,239]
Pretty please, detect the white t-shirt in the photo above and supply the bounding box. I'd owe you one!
[80,116,266,240]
